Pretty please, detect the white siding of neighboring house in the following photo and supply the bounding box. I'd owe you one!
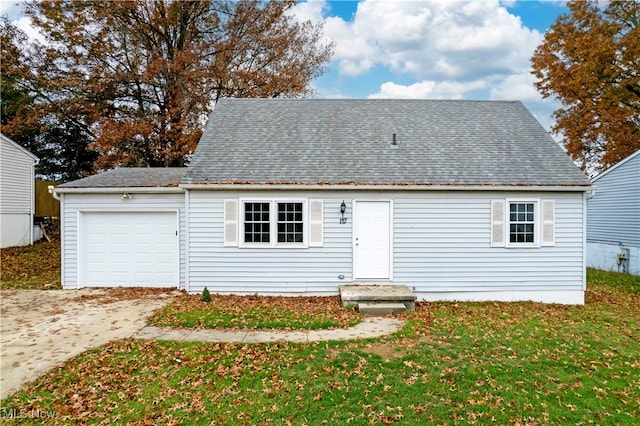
[587,150,640,275]
[186,189,586,304]
[0,135,38,248]
[60,192,186,289]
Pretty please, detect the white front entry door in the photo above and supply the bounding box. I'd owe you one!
[353,201,391,280]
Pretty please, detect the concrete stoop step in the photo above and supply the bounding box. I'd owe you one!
[340,285,417,315]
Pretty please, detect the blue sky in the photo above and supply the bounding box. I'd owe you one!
[1,0,569,131]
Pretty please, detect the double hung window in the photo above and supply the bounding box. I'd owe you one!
[509,202,535,244]
[277,202,304,243]
[244,202,271,243]
[242,200,306,247]
[491,199,554,248]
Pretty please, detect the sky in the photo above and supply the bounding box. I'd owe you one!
[1,0,569,132]
[289,0,570,132]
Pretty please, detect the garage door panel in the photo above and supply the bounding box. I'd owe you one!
[81,212,178,288]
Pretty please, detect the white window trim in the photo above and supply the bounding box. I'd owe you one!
[239,198,309,248]
[505,199,540,248]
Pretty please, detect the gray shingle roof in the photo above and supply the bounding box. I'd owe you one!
[59,167,186,188]
[185,98,590,187]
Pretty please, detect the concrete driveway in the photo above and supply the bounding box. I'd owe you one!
[0,288,177,400]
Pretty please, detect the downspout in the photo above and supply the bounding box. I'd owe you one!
[584,188,594,296]
[49,186,64,288]
[30,158,39,245]
[582,191,588,294]
[184,188,190,293]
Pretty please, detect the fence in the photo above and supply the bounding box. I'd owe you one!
[35,180,60,218]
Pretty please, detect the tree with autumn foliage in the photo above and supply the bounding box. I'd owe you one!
[531,0,639,172]
[1,17,98,181]
[2,0,333,177]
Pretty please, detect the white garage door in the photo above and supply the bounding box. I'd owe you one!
[80,212,178,287]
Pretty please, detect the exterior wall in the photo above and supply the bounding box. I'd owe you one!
[187,189,586,303]
[186,190,351,295]
[0,215,33,248]
[60,192,186,289]
[587,242,639,276]
[0,136,37,248]
[587,151,640,275]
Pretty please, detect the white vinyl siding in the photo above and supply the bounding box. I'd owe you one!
[60,192,186,289]
[587,151,640,248]
[0,136,38,248]
[394,191,582,293]
[187,190,584,296]
[586,150,639,275]
[60,188,585,298]
[189,191,349,295]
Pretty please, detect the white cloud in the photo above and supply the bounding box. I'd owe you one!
[0,1,24,20]
[369,79,488,99]
[0,0,47,46]
[289,0,560,130]
[296,0,544,83]
[323,15,379,75]
[14,16,46,44]
[489,72,540,101]
[286,0,327,24]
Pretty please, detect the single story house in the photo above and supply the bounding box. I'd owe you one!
[587,149,640,275]
[1,133,39,248]
[55,99,591,304]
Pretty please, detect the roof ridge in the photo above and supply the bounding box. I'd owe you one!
[217,98,521,103]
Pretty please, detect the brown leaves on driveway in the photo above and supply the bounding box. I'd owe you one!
[69,288,179,306]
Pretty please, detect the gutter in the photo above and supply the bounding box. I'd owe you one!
[180,183,593,192]
[54,187,184,195]
[49,185,61,201]
[51,183,593,194]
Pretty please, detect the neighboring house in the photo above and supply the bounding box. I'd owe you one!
[586,150,640,275]
[55,99,591,304]
[0,133,39,248]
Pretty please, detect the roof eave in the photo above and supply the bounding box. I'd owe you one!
[180,183,592,192]
[54,186,184,194]
[1,133,40,163]
[591,149,640,183]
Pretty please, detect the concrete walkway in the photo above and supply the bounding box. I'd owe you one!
[135,317,405,343]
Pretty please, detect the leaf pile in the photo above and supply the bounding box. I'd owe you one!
[69,288,178,306]
[0,240,61,290]
[149,294,362,330]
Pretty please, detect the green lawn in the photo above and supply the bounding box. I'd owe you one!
[2,269,639,424]
[149,293,361,330]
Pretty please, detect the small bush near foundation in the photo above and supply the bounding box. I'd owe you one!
[201,287,211,302]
